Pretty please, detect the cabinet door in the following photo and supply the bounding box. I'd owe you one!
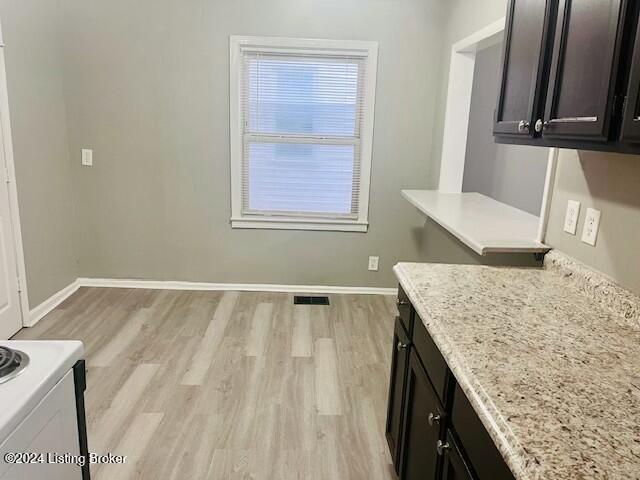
[399,351,443,480]
[621,10,640,142]
[494,0,556,137]
[451,384,515,480]
[385,317,411,471]
[542,0,626,140]
[441,431,475,480]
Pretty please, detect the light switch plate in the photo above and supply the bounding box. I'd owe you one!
[368,256,379,271]
[581,208,601,246]
[81,148,93,166]
[564,200,581,235]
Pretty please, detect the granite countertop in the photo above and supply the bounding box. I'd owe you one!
[393,251,640,480]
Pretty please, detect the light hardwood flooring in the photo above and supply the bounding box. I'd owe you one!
[15,287,398,480]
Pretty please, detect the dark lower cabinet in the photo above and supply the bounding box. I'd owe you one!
[399,351,443,480]
[396,287,413,335]
[451,384,515,480]
[412,313,449,405]
[441,431,474,480]
[386,287,516,480]
[440,431,475,480]
[385,317,411,470]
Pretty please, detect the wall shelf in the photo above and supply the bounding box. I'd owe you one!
[402,190,550,255]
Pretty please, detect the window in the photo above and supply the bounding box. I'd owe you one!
[230,36,378,232]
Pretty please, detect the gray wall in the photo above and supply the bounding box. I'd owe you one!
[0,0,78,307]
[59,0,449,288]
[0,0,545,303]
[463,43,548,216]
[57,0,640,293]
[546,150,640,295]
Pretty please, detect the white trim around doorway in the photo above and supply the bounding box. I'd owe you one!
[437,17,558,245]
[0,22,30,327]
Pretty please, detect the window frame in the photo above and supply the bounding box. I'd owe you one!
[229,35,378,232]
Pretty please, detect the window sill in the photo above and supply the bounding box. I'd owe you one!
[230,217,368,232]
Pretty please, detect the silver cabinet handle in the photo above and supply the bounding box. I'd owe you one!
[535,119,544,132]
[427,412,441,426]
[396,298,409,307]
[517,120,530,133]
[437,440,450,456]
[538,120,550,131]
[396,342,408,351]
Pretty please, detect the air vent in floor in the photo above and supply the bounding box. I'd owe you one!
[294,296,330,305]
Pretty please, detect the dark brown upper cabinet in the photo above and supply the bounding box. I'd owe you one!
[493,0,556,137]
[621,9,640,142]
[542,0,626,141]
[494,0,640,153]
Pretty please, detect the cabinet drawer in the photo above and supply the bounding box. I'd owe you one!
[412,313,449,405]
[451,384,515,480]
[396,286,413,335]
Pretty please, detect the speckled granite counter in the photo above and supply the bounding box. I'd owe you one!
[393,251,640,480]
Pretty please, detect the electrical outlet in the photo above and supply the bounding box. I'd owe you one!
[368,256,379,271]
[81,148,93,166]
[563,200,581,235]
[581,208,601,246]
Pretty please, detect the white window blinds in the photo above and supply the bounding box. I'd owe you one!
[240,52,368,218]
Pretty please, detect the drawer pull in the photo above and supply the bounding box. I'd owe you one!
[396,298,409,307]
[436,440,450,456]
[427,412,441,426]
[396,342,409,351]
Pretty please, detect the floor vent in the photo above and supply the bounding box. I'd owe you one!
[294,296,330,305]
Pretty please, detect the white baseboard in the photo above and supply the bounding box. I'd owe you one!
[25,277,395,328]
[77,278,396,296]
[27,279,80,327]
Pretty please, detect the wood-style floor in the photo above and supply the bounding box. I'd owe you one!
[15,287,397,480]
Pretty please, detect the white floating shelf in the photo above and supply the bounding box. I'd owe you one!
[402,190,550,255]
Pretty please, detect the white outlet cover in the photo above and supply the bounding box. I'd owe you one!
[368,256,379,271]
[81,148,93,166]
[564,200,581,235]
[581,207,601,246]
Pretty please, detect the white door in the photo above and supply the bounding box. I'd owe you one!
[0,35,23,340]
[0,130,20,340]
